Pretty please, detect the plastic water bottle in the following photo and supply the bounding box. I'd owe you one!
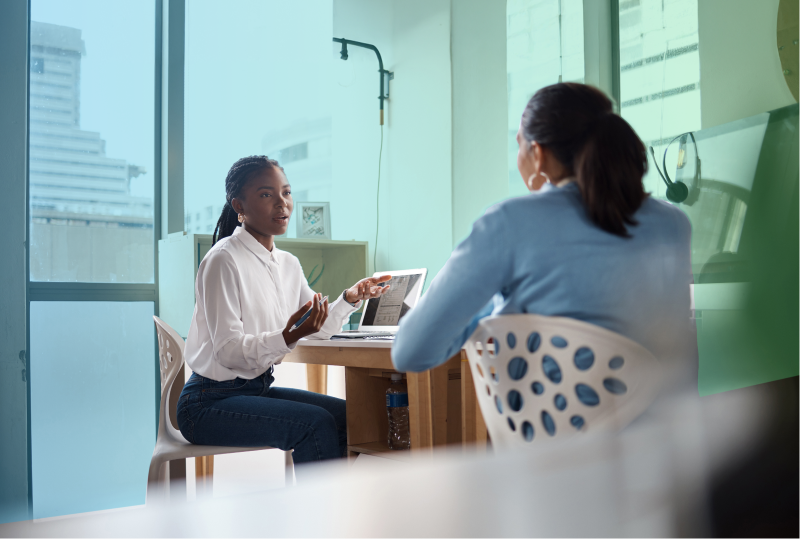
[386,374,410,450]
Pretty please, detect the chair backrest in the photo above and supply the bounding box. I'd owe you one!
[153,316,187,443]
[465,314,661,451]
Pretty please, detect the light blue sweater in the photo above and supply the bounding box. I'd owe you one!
[392,182,697,384]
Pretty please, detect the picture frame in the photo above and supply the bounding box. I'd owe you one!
[296,201,331,240]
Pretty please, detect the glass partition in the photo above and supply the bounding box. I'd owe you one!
[30,302,155,519]
[29,0,155,283]
[614,0,799,394]
[617,0,701,199]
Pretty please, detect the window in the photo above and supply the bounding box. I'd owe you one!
[30,57,44,73]
[30,302,155,518]
[278,142,309,165]
[507,0,585,197]
[29,1,156,283]
[26,0,158,520]
[617,0,701,199]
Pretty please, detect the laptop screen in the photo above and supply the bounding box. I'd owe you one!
[360,271,425,328]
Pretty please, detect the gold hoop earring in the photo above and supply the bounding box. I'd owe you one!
[238,213,245,223]
[527,171,551,191]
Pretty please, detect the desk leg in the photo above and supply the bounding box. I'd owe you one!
[306,364,328,394]
[407,371,433,452]
[461,352,487,450]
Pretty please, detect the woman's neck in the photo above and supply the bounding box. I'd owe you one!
[242,223,274,252]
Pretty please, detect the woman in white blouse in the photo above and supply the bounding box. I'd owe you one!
[177,156,390,471]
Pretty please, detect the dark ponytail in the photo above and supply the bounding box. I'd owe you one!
[212,155,285,245]
[520,83,648,237]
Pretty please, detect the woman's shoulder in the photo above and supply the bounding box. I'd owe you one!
[272,246,302,268]
[489,184,583,219]
[198,238,238,273]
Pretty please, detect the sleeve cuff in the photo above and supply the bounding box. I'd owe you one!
[341,289,361,308]
[256,330,293,368]
[336,291,361,313]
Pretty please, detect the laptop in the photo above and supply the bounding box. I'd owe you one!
[331,268,427,340]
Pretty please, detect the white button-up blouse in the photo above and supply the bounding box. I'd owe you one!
[184,226,360,381]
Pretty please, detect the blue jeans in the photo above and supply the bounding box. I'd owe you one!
[177,369,347,468]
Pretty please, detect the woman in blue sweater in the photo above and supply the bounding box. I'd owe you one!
[392,83,696,388]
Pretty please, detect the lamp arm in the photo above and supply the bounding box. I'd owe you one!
[333,37,393,124]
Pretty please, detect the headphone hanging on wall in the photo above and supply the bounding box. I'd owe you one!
[649,132,701,205]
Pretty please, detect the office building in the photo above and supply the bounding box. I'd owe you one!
[29,21,153,282]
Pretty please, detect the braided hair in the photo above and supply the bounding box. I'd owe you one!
[212,155,285,245]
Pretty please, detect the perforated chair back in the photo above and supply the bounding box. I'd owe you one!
[153,315,186,445]
[465,314,661,450]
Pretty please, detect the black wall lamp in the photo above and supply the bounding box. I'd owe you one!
[333,37,394,125]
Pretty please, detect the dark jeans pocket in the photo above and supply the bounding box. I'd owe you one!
[202,377,251,393]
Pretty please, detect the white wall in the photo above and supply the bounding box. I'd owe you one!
[332,0,453,283]
[333,0,508,283]
[386,0,453,279]
[451,0,508,246]
[699,0,796,129]
[331,0,393,273]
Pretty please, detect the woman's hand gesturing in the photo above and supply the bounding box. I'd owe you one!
[345,275,392,304]
[282,293,329,346]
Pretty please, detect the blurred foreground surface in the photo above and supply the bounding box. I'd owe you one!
[1,377,796,538]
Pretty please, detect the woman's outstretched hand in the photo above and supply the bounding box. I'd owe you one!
[282,293,329,346]
[345,275,392,304]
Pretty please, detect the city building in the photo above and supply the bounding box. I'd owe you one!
[29,21,153,282]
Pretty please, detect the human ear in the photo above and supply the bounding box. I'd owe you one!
[231,198,244,215]
[530,141,543,175]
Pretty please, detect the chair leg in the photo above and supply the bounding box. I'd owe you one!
[284,450,294,487]
[146,457,167,507]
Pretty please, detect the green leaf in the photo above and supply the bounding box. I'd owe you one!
[309,264,325,287]
[306,264,319,283]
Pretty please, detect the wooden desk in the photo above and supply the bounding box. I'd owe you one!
[282,340,487,459]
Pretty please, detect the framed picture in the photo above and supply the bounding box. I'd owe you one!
[296,202,331,240]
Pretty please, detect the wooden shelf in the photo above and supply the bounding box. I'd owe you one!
[348,441,412,462]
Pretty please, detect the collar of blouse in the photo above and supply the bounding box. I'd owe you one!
[232,226,280,267]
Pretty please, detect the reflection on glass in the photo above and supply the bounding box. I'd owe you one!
[184,0,333,237]
[692,105,798,394]
[507,0,584,197]
[618,0,701,199]
[29,1,155,283]
[30,301,155,519]
[670,114,769,276]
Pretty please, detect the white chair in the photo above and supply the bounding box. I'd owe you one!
[464,314,661,451]
[147,316,293,504]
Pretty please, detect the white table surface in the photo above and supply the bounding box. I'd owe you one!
[0,384,771,537]
[297,338,394,349]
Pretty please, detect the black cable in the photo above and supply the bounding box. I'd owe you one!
[649,146,668,183]
[374,124,384,273]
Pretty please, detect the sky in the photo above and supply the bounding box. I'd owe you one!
[31,0,156,199]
